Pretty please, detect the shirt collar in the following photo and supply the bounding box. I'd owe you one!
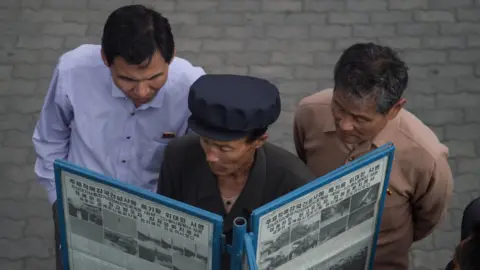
[323,109,336,132]
[110,77,167,109]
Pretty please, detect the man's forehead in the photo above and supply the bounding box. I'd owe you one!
[202,136,246,147]
[114,57,167,79]
[333,90,377,115]
[114,50,167,67]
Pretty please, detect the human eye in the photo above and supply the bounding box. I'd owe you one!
[220,147,231,152]
[148,74,162,81]
[355,116,370,124]
[120,77,136,82]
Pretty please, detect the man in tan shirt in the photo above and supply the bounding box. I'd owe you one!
[293,42,453,269]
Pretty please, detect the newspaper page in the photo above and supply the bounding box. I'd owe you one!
[255,156,388,270]
[60,171,213,270]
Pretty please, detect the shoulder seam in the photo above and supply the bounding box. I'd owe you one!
[395,122,443,162]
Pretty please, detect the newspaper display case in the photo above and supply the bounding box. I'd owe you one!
[54,160,223,270]
[249,143,395,270]
[54,142,394,270]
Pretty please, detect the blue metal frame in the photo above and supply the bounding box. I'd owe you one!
[243,233,258,270]
[250,143,395,269]
[54,159,224,270]
[230,217,247,270]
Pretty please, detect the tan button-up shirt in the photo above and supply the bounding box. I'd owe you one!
[293,89,453,270]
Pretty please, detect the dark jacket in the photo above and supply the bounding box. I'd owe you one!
[156,134,315,269]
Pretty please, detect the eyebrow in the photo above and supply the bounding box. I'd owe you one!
[118,72,164,82]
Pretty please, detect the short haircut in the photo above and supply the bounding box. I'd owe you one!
[333,42,409,114]
[101,5,175,66]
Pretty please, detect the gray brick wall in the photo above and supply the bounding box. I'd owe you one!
[1,0,479,269]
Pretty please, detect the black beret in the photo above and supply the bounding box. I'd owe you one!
[187,74,281,141]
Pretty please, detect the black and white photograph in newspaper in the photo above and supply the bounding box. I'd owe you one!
[257,201,323,270]
[67,196,104,246]
[171,234,209,270]
[102,209,138,256]
[325,237,369,270]
[259,227,290,261]
[290,215,320,243]
[103,209,137,238]
[320,197,351,225]
[307,236,370,270]
[259,245,290,270]
[318,216,348,244]
[103,228,138,256]
[137,223,173,269]
[347,202,376,231]
[137,221,209,270]
[68,197,103,226]
[288,231,319,262]
[349,183,380,213]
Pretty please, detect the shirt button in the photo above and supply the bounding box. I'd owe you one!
[130,112,135,116]
[126,136,131,139]
[121,160,126,163]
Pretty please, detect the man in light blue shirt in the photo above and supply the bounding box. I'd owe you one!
[32,5,205,269]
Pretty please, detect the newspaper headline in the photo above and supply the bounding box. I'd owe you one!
[67,177,206,242]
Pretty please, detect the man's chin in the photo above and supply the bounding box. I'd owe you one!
[339,133,361,144]
[133,98,153,105]
[209,164,227,175]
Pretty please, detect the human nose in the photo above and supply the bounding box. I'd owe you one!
[204,146,220,162]
[338,116,355,132]
[134,82,150,98]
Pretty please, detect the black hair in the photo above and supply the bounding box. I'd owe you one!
[454,224,480,270]
[101,5,175,66]
[333,42,409,115]
[245,127,268,143]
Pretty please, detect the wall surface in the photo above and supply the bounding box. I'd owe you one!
[0,0,480,269]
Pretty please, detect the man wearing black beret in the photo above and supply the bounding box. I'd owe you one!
[156,74,315,268]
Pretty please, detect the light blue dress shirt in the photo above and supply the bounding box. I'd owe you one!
[32,44,206,204]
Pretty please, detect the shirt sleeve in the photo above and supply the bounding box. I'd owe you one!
[412,152,454,241]
[293,106,308,163]
[32,66,73,205]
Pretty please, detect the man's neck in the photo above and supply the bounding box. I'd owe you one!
[217,154,256,193]
[220,162,253,185]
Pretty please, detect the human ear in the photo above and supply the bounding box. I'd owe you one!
[254,133,268,149]
[386,98,406,120]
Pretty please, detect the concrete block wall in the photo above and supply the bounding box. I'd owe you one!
[0,0,479,269]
